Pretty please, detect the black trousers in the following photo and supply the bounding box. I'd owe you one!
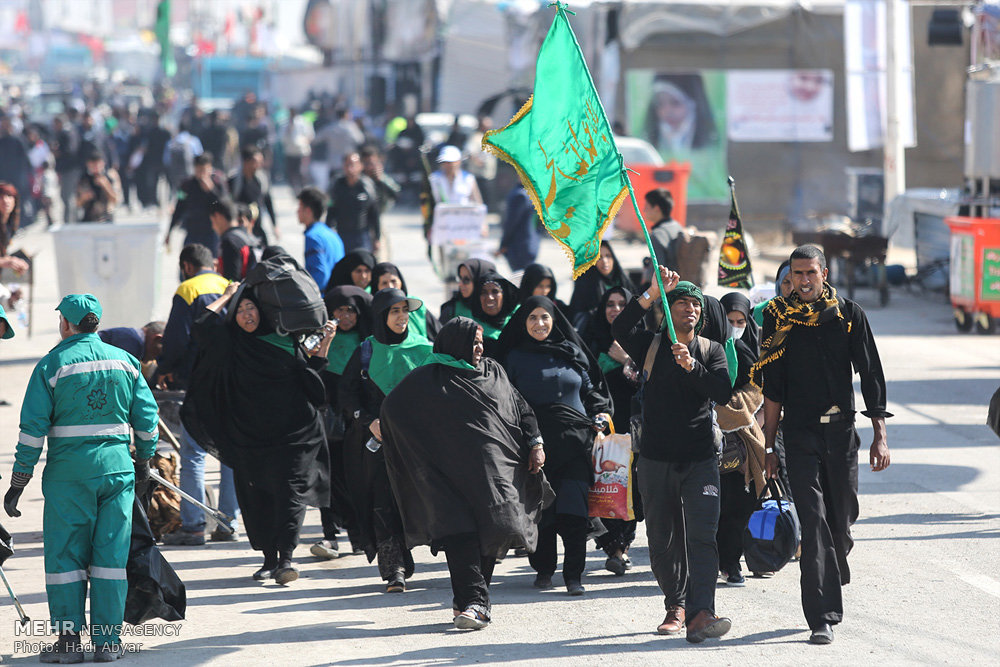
[528,513,588,582]
[716,472,757,574]
[234,468,307,564]
[783,421,860,630]
[443,533,496,619]
[372,467,413,581]
[638,456,720,615]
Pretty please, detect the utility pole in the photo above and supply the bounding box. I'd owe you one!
[883,0,907,222]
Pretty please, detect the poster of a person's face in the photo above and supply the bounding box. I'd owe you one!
[628,70,728,202]
[726,69,834,142]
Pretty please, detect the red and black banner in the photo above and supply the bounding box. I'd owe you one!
[718,177,753,289]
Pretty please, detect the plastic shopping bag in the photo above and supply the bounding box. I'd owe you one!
[587,425,635,521]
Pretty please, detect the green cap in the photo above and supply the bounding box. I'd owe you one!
[56,293,103,326]
[0,303,14,339]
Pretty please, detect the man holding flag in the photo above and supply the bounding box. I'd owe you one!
[485,2,731,642]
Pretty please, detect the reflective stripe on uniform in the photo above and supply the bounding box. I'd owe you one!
[135,429,158,441]
[89,566,127,581]
[48,424,132,439]
[48,360,139,388]
[45,570,88,585]
[18,432,44,448]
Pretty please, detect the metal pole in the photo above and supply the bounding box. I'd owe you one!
[883,0,907,222]
[148,470,235,534]
[0,564,31,626]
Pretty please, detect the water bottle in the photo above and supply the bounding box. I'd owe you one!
[301,318,339,352]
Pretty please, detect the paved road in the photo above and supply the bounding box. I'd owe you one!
[1,189,998,665]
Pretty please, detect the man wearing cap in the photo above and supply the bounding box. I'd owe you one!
[426,145,483,254]
[612,268,734,644]
[326,151,381,254]
[3,294,159,662]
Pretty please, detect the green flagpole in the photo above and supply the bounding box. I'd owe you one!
[624,178,677,344]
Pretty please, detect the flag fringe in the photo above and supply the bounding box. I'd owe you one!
[483,96,629,280]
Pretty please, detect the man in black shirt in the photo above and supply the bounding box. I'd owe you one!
[326,151,381,254]
[166,154,227,257]
[757,244,891,645]
[209,198,260,281]
[613,269,733,644]
[229,146,278,247]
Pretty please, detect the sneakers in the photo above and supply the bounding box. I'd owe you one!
[605,555,627,576]
[809,623,834,644]
[565,580,585,596]
[533,573,554,589]
[210,526,238,542]
[657,606,685,635]
[39,633,84,664]
[386,572,406,593]
[93,643,126,662]
[310,540,340,560]
[453,609,490,630]
[724,571,746,587]
[685,610,732,644]
[161,530,206,546]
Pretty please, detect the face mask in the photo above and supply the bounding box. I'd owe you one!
[730,326,745,340]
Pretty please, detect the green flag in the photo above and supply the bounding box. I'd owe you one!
[156,0,176,78]
[483,3,629,278]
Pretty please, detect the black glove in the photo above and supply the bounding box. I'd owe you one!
[3,472,31,518]
[134,458,151,484]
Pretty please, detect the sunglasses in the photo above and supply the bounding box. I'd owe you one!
[457,275,473,284]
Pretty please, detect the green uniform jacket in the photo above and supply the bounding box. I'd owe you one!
[15,333,160,481]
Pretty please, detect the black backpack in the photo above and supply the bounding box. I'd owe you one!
[244,251,328,335]
[743,479,801,574]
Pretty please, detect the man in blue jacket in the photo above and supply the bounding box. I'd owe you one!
[299,185,344,290]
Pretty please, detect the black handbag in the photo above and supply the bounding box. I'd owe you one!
[742,479,800,574]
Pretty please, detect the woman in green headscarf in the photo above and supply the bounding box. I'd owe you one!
[370,261,442,340]
[310,285,373,561]
[339,288,434,593]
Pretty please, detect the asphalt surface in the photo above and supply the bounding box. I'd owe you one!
[0,188,998,666]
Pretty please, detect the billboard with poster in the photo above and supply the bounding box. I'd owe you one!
[627,70,728,203]
[727,69,834,142]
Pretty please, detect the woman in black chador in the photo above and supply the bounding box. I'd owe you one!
[181,282,333,584]
[580,285,644,575]
[568,240,636,328]
[381,317,552,630]
[497,296,612,595]
[339,288,433,593]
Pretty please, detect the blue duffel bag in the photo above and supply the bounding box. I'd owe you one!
[743,479,800,574]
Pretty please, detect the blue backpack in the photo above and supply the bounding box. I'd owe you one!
[743,479,801,574]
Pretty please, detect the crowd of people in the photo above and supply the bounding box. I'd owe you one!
[0,87,893,657]
[0,87,501,237]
